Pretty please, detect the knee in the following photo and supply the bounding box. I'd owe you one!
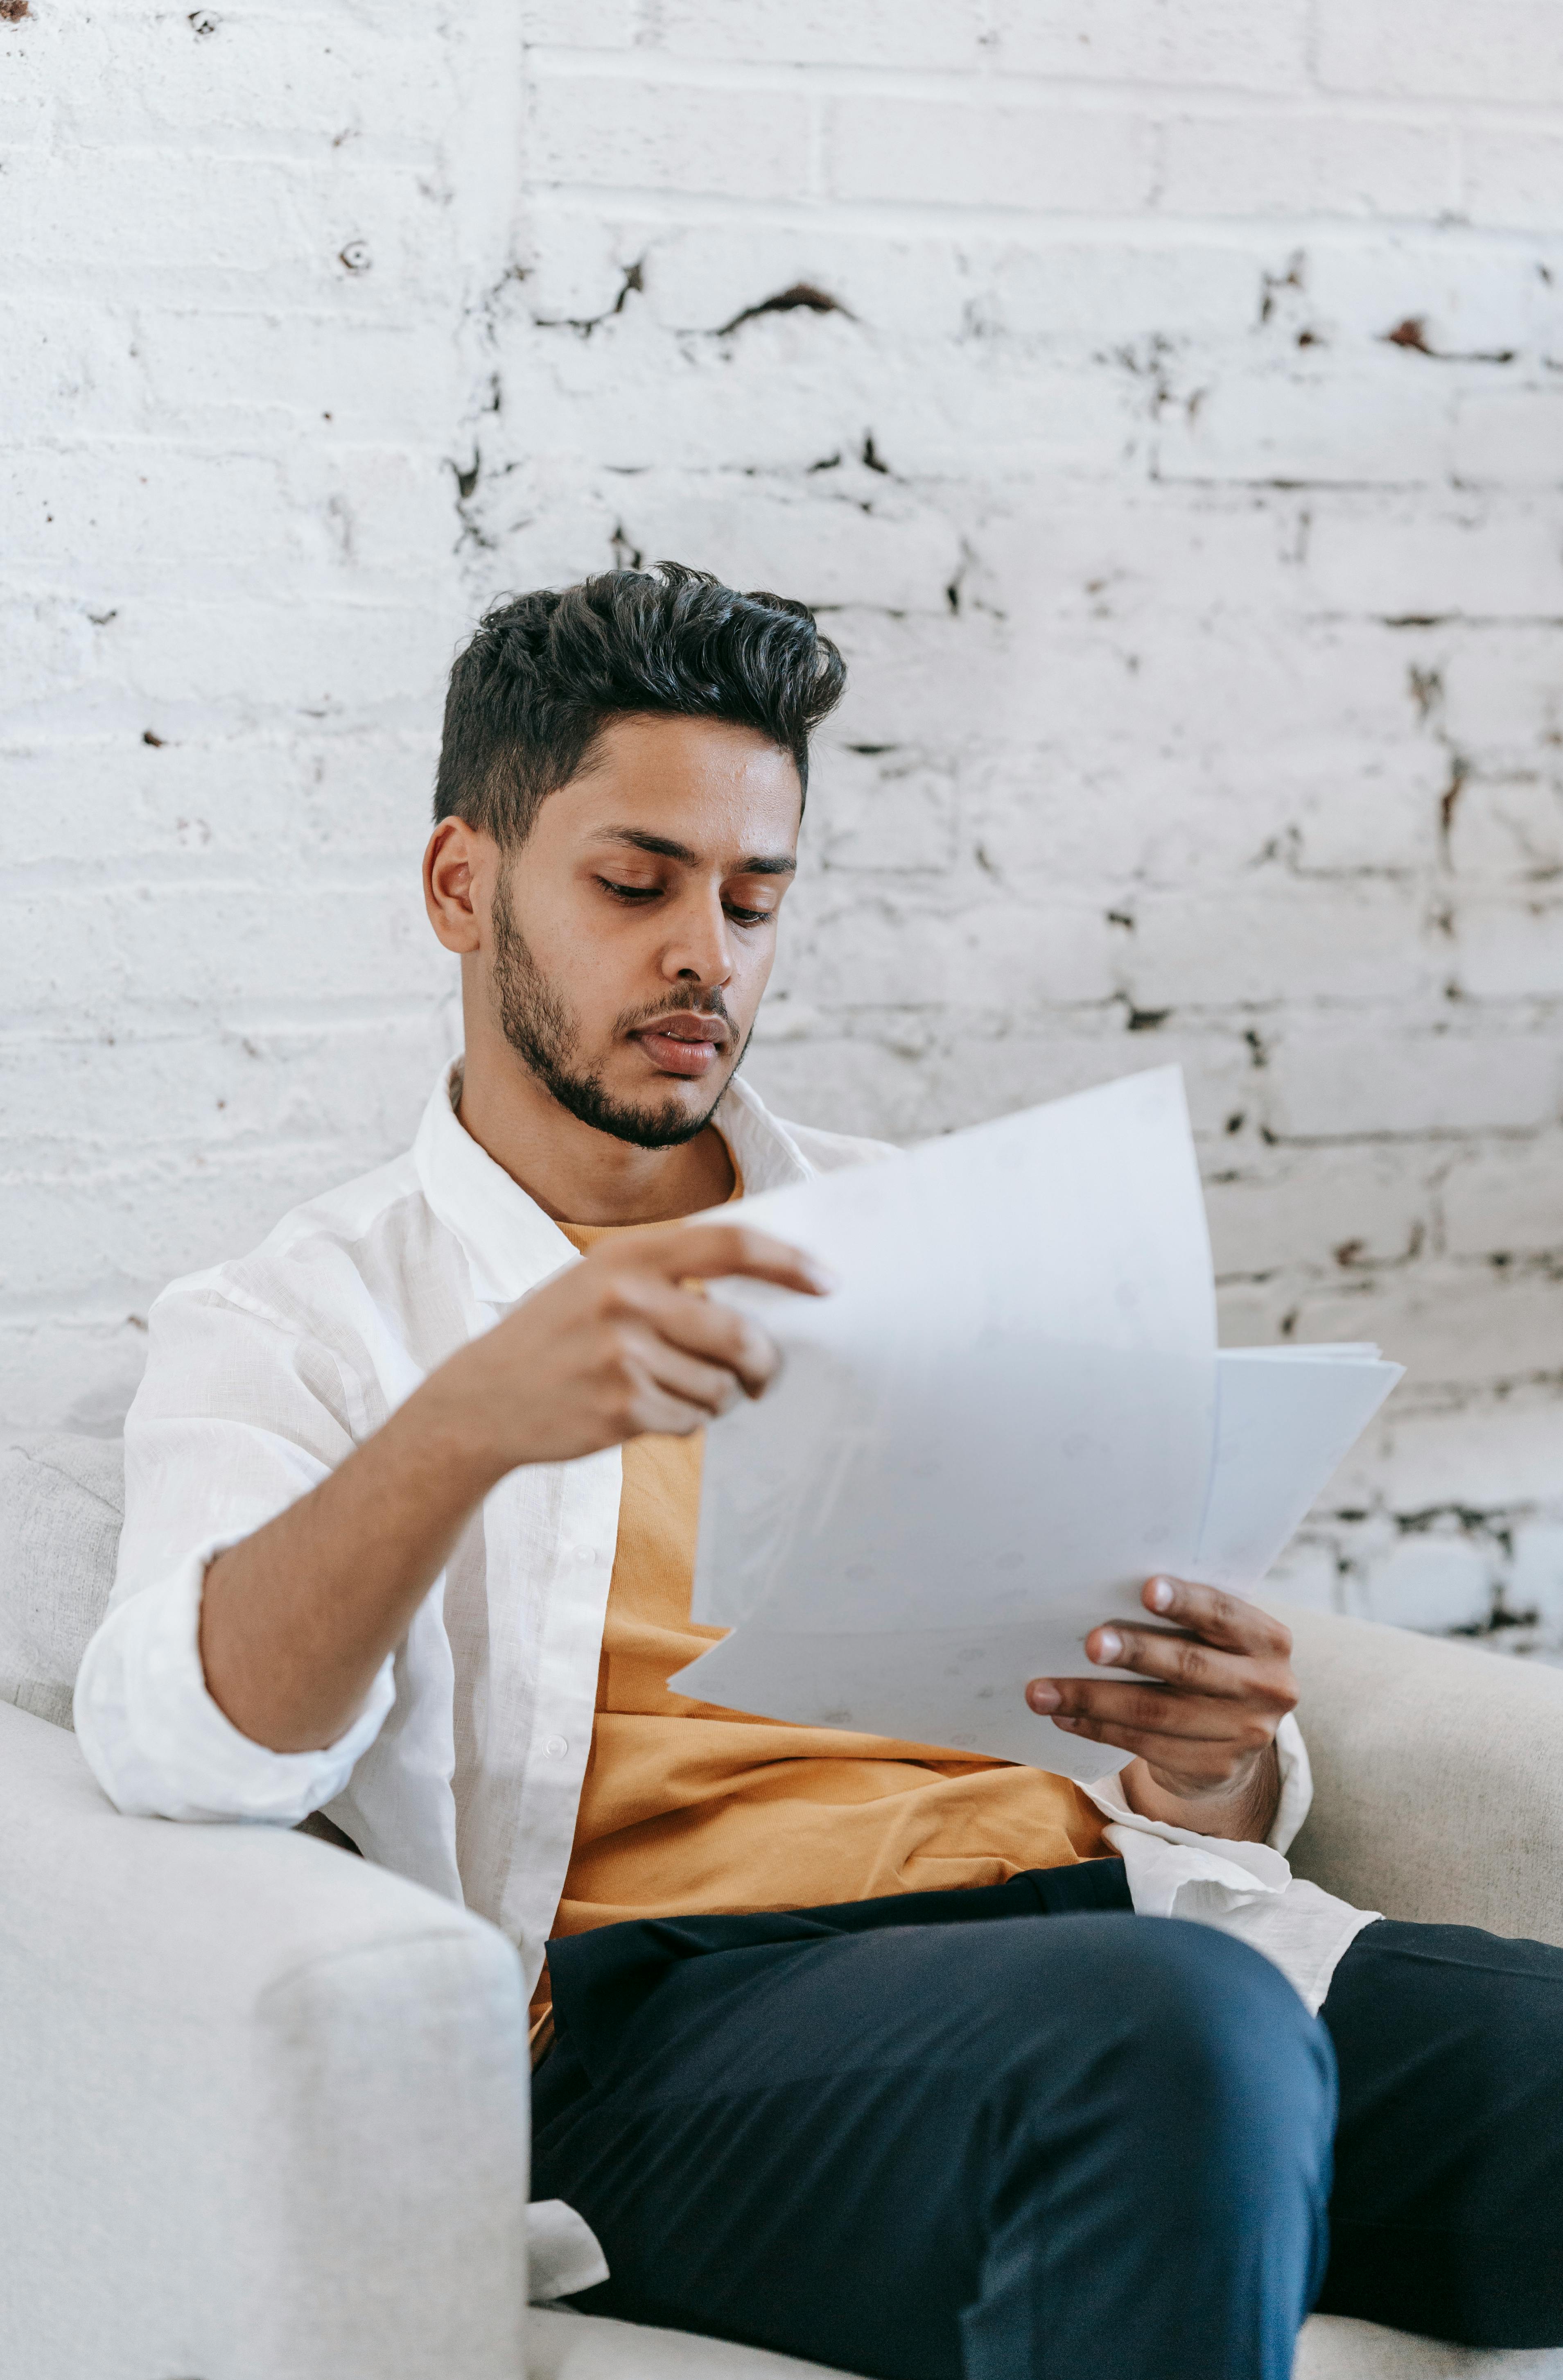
[1114,1921,1337,2190]
[982,1916,1335,2199]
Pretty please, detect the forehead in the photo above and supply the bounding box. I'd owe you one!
[553,714,802,854]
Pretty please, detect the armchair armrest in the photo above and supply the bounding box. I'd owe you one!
[1272,1600,1563,1947]
[0,1700,529,2380]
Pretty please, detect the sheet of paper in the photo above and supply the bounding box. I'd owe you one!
[677,1622,1143,1784]
[671,1068,1403,1780]
[690,1067,1217,1636]
[1195,1347,1403,1591]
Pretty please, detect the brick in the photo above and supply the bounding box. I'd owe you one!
[0,729,436,873]
[1453,892,1563,999]
[954,239,1259,345]
[1128,883,1434,1009]
[657,1,984,70]
[1510,1521,1563,1628]
[1305,502,1563,622]
[520,0,640,43]
[608,482,965,615]
[511,317,867,477]
[1317,0,1563,106]
[6,148,321,281]
[106,596,458,716]
[78,17,455,149]
[1464,129,1563,234]
[1204,1147,1432,1280]
[526,73,812,202]
[1358,1536,1495,1633]
[1160,114,1455,222]
[1452,387,1563,490]
[1267,1027,1563,1138]
[0,599,95,717]
[1155,360,1452,487]
[1447,775,1563,883]
[993,0,1309,89]
[1,879,452,1028]
[0,1315,153,1441]
[1258,1541,1344,1615]
[133,310,459,445]
[782,888,1118,1014]
[630,219,974,341]
[0,302,146,444]
[1289,1262,1563,1393]
[1440,632,1563,767]
[1304,240,1541,362]
[1371,1393,1563,1511]
[809,744,960,873]
[825,96,1154,214]
[7,443,290,591]
[1441,1141,1563,1259]
[0,1015,452,1169]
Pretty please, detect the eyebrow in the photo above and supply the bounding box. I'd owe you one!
[597,827,797,877]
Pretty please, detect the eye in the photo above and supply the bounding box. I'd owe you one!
[723,902,775,928]
[599,877,662,905]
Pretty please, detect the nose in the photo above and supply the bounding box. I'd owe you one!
[662,884,733,989]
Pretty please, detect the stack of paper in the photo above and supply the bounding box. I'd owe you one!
[671,1068,1400,1783]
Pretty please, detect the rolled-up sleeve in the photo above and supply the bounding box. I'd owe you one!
[73,1269,398,1823]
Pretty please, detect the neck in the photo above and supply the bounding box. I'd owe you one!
[454,1023,737,1227]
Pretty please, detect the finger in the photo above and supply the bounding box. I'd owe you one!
[645,1222,835,1299]
[1138,1576,1292,1659]
[612,1276,781,1399]
[1025,1676,1272,1746]
[1046,1712,1250,1783]
[1082,1623,1295,1711]
[624,1328,752,1424]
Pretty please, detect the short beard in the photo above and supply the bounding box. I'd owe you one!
[489,875,745,1151]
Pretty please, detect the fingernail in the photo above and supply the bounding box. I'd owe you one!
[1094,1629,1123,1664]
[1149,1577,1175,1611]
[805,1262,838,1294]
[1027,1681,1061,1713]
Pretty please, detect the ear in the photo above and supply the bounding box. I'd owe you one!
[423,818,499,955]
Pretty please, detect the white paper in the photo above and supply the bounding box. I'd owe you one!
[671,1068,1401,1781]
[1194,1346,1403,1591]
[690,1068,1218,1637]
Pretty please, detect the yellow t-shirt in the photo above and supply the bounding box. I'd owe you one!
[544,1175,1111,1966]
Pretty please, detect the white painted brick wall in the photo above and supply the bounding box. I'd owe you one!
[5,0,1561,1652]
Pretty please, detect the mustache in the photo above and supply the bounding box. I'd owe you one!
[616,990,734,1038]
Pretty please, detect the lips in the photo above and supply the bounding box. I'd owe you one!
[632,1015,729,1079]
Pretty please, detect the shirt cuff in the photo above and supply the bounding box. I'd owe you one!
[73,1539,395,1824]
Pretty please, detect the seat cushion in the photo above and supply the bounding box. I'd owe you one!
[1295,2314,1563,2377]
[0,1433,124,1729]
[529,2307,1563,2378]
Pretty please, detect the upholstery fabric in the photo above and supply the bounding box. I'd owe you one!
[0,1696,530,2380]
[532,2306,1563,2378]
[0,1432,122,1727]
[1276,1599,1563,1945]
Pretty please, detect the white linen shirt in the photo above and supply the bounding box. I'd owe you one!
[75,1062,1376,2011]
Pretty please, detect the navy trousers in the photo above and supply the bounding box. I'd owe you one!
[532,1866,1563,2380]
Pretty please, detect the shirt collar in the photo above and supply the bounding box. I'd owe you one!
[411,1059,816,1308]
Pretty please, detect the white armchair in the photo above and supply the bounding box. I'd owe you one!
[3,1433,1561,2380]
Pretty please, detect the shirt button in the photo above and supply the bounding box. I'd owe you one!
[544,1736,569,1759]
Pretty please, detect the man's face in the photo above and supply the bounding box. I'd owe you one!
[487,714,802,1149]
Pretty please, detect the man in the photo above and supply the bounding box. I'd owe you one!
[77,566,1563,2380]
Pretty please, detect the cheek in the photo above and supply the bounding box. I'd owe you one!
[729,932,779,1012]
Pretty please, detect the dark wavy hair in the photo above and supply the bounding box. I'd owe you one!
[434,562,847,845]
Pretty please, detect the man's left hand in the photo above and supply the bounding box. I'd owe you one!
[1024,1578,1297,1843]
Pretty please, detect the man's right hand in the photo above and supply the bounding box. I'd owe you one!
[199,1221,827,1755]
[441,1221,833,1469]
